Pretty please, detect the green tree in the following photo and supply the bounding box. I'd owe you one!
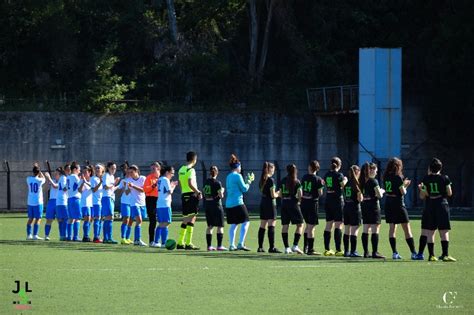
[80,49,135,113]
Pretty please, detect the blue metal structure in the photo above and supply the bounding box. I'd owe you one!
[358,48,402,164]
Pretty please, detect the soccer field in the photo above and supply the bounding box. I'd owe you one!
[1,214,472,314]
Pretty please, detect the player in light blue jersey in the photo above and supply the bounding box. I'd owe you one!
[66,162,82,241]
[118,163,132,244]
[225,154,255,251]
[91,164,104,243]
[44,167,60,240]
[79,165,94,242]
[26,163,46,240]
[56,164,71,241]
[102,161,121,244]
[151,166,178,248]
[127,165,148,246]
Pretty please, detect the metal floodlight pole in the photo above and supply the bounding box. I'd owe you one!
[5,160,11,210]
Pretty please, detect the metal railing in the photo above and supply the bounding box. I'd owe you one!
[306,85,358,112]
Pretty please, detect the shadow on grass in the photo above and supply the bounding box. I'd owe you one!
[0,239,413,264]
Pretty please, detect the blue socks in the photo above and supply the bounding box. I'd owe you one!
[83,221,90,238]
[135,225,141,242]
[33,223,39,236]
[93,220,100,238]
[66,222,73,240]
[125,225,132,239]
[26,224,32,236]
[103,221,109,241]
[103,220,113,241]
[59,221,66,238]
[98,221,103,236]
[161,227,168,244]
[154,226,162,244]
[45,224,51,237]
[73,221,80,240]
[121,223,127,239]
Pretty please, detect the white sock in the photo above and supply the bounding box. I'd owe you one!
[229,224,238,247]
[238,221,250,245]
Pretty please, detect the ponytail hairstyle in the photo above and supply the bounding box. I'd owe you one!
[259,161,274,190]
[429,157,443,174]
[348,165,361,193]
[106,161,116,174]
[359,162,370,185]
[309,160,320,173]
[161,165,174,177]
[286,164,298,194]
[71,161,80,172]
[229,154,241,170]
[210,165,219,178]
[383,157,404,181]
[56,166,65,176]
[330,157,342,171]
[32,163,41,176]
[64,163,71,173]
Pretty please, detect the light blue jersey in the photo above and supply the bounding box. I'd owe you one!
[225,172,249,208]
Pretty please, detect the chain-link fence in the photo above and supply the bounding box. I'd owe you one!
[1,159,472,218]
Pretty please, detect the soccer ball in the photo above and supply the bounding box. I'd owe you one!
[165,239,177,250]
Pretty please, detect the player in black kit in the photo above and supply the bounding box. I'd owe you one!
[323,157,348,256]
[257,162,282,253]
[416,158,456,262]
[383,157,417,260]
[301,160,324,255]
[203,166,227,251]
[359,162,385,259]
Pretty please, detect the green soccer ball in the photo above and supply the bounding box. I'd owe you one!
[165,239,177,250]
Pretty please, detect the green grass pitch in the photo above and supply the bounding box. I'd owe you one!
[1,214,473,314]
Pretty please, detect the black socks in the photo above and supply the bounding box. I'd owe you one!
[389,237,397,253]
[343,234,349,253]
[323,231,331,250]
[206,233,212,247]
[334,228,342,251]
[216,233,223,247]
[258,227,265,248]
[293,233,301,246]
[282,232,289,248]
[361,233,369,254]
[371,233,379,254]
[350,235,357,253]
[418,235,427,255]
[268,226,275,249]
[406,237,416,253]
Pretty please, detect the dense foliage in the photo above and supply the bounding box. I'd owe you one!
[0,0,472,144]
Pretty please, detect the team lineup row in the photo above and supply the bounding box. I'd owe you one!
[24,152,456,262]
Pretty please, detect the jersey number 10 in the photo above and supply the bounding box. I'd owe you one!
[29,183,39,193]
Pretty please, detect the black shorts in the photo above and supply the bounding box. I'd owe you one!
[343,201,361,226]
[361,200,381,225]
[226,205,249,224]
[384,197,409,224]
[260,198,277,220]
[421,199,451,230]
[181,193,199,217]
[325,195,343,222]
[301,198,319,225]
[281,200,304,225]
[205,201,225,227]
